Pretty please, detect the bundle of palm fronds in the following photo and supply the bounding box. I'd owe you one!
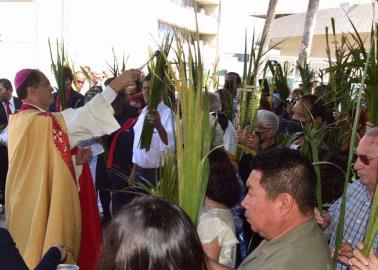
[139,35,173,151]
[297,59,315,94]
[106,47,128,78]
[203,56,220,92]
[322,18,359,154]
[239,31,261,131]
[345,17,378,126]
[166,25,213,225]
[155,153,179,203]
[301,123,327,213]
[238,30,282,133]
[266,60,291,103]
[331,26,374,269]
[48,39,69,110]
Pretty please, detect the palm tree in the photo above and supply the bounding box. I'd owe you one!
[297,0,320,68]
[261,0,279,59]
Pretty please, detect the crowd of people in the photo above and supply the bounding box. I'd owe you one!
[0,66,377,270]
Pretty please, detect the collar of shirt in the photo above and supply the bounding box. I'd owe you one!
[23,102,46,112]
[3,96,15,113]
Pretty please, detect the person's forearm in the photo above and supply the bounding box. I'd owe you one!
[34,247,61,270]
[100,85,117,105]
[206,258,233,270]
[156,125,168,145]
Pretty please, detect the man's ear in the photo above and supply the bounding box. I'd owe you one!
[277,193,294,216]
[25,86,36,98]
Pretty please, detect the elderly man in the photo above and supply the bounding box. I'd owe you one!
[209,148,331,270]
[74,71,87,92]
[5,68,139,269]
[316,127,378,270]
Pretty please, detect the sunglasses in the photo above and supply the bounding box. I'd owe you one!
[356,154,378,166]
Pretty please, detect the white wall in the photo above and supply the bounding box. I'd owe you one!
[0,0,161,89]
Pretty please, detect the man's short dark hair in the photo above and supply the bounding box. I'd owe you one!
[251,148,317,214]
[0,78,13,91]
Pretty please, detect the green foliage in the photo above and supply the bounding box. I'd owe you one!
[297,59,315,94]
[165,23,213,225]
[301,123,326,213]
[106,47,128,78]
[48,39,69,110]
[344,18,378,126]
[332,27,374,269]
[322,18,359,154]
[152,154,179,204]
[239,30,264,131]
[139,35,173,151]
[267,60,291,102]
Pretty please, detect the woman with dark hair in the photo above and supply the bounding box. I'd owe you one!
[292,94,332,126]
[197,148,241,268]
[97,196,208,270]
[105,77,141,214]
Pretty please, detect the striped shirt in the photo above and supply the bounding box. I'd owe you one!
[326,180,378,270]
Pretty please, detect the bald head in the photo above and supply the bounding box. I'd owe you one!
[365,127,378,141]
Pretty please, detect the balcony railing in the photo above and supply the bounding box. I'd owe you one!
[157,0,218,35]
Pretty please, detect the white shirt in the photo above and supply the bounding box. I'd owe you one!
[0,126,7,146]
[197,208,238,268]
[2,96,16,114]
[223,121,237,156]
[132,102,175,169]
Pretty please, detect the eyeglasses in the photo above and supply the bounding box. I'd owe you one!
[356,154,378,166]
[254,125,270,132]
[210,111,227,117]
[76,80,85,84]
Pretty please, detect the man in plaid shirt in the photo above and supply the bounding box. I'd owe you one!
[316,127,378,270]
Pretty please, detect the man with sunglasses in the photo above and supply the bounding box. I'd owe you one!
[316,127,378,270]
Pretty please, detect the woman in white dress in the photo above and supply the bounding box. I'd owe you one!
[197,147,241,268]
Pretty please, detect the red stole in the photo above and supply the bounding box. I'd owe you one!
[107,117,137,168]
[71,148,102,270]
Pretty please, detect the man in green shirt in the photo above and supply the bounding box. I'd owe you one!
[208,148,331,270]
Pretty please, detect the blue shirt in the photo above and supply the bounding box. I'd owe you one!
[326,180,378,270]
